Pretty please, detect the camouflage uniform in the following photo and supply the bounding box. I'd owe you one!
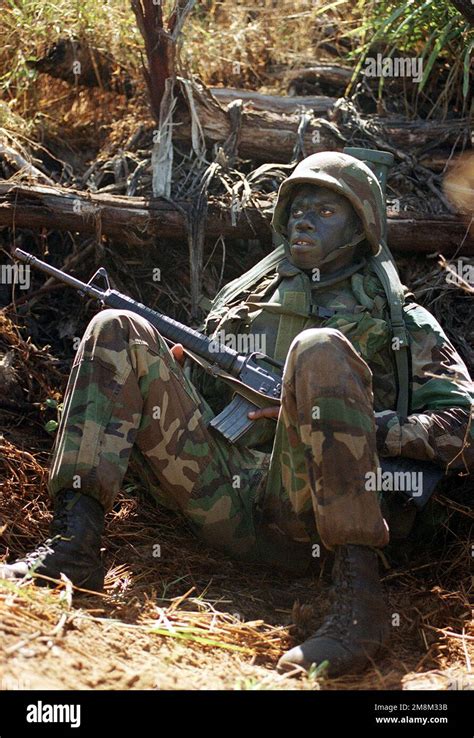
[48,153,474,573]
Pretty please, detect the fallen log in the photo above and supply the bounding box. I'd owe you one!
[27,38,133,97]
[0,182,472,255]
[286,65,353,96]
[174,82,469,163]
[379,118,469,150]
[174,83,342,162]
[210,88,336,115]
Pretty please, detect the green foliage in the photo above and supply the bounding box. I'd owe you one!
[306,660,329,680]
[44,420,58,433]
[43,397,62,434]
[339,0,473,107]
[148,626,251,652]
[235,676,272,689]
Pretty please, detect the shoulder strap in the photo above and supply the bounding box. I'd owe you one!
[208,243,286,314]
[370,243,410,416]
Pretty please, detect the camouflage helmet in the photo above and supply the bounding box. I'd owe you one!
[271,151,385,256]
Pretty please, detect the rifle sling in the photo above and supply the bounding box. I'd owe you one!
[182,346,281,408]
[370,245,410,417]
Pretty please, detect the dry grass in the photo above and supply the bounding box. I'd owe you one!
[183,0,353,91]
[397,255,474,371]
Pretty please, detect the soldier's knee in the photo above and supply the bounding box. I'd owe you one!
[288,327,349,358]
[88,308,123,331]
[83,309,164,355]
[87,309,146,337]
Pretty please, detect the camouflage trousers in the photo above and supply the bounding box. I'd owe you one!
[48,310,389,573]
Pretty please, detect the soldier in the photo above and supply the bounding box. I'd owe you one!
[1,152,472,677]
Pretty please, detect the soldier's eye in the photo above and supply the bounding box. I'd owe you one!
[291,208,303,218]
[320,208,334,217]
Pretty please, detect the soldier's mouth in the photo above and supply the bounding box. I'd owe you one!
[290,239,316,251]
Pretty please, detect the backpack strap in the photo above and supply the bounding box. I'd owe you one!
[209,243,286,314]
[370,242,410,417]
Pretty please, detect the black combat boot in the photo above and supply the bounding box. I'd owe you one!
[277,544,389,677]
[0,490,105,592]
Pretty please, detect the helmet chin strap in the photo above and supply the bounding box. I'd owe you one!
[336,231,365,250]
[320,231,365,265]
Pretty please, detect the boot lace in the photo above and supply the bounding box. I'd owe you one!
[20,494,73,569]
[316,548,357,640]
[19,539,56,569]
[49,492,73,538]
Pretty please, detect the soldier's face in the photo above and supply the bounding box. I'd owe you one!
[286,185,363,270]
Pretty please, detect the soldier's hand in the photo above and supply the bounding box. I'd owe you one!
[248,406,280,421]
[170,343,185,366]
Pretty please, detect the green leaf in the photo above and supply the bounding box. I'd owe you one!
[347,2,414,87]
[312,0,349,18]
[44,420,58,433]
[390,0,435,41]
[45,398,57,409]
[419,18,460,91]
[419,26,443,63]
[345,1,413,39]
[148,627,252,653]
[307,660,330,679]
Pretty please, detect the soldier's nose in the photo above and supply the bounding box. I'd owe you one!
[296,216,315,231]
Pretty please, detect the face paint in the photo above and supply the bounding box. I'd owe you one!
[286,185,363,272]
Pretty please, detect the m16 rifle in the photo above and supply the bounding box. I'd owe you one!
[13,247,282,444]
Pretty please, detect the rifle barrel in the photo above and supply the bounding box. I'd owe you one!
[13,247,241,373]
[14,248,104,301]
[13,248,283,417]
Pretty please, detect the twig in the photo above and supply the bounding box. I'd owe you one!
[0,141,55,186]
